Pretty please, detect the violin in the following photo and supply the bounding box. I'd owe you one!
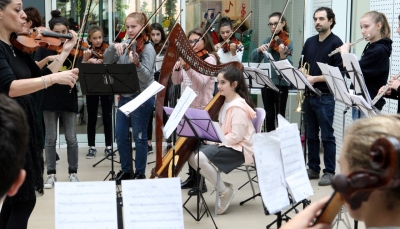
[11,29,39,53]
[269,31,292,56]
[92,42,109,59]
[135,33,149,55]
[180,49,208,71]
[221,37,244,53]
[154,41,167,55]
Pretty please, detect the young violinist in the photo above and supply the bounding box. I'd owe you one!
[34,10,80,189]
[215,17,243,63]
[0,0,78,227]
[281,115,400,229]
[171,27,220,195]
[340,11,392,118]
[103,12,155,182]
[81,25,113,159]
[188,66,256,215]
[249,12,293,132]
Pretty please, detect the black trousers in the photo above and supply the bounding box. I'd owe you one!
[261,86,289,132]
[0,198,36,229]
[86,94,113,146]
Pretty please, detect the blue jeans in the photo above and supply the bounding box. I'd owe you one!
[352,108,366,120]
[116,95,155,174]
[304,95,336,174]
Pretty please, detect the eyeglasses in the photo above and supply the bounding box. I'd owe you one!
[268,22,279,28]
[188,39,201,44]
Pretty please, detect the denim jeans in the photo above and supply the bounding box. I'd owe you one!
[304,95,336,174]
[116,95,155,174]
[352,108,366,120]
[43,111,78,174]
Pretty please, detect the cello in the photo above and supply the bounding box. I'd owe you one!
[151,24,243,178]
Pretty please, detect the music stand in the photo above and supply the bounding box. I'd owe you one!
[79,63,140,179]
[164,107,219,228]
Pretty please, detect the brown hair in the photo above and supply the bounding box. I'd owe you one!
[125,12,150,37]
[362,11,391,39]
[24,7,42,28]
[188,27,221,65]
[87,25,103,46]
[342,115,400,208]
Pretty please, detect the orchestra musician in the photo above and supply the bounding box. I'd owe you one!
[81,25,113,159]
[339,11,392,119]
[300,7,344,186]
[214,17,243,63]
[281,115,400,229]
[0,0,79,227]
[34,10,80,189]
[379,14,400,114]
[103,12,155,182]
[171,27,220,195]
[188,66,256,215]
[249,12,293,132]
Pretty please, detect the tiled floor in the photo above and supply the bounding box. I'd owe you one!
[27,146,365,229]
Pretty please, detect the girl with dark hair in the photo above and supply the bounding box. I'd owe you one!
[171,27,220,195]
[150,22,167,55]
[103,12,155,182]
[340,11,392,118]
[82,26,113,159]
[188,65,256,215]
[0,0,79,227]
[34,9,80,189]
[250,12,293,132]
[24,7,41,28]
[215,17,243,63]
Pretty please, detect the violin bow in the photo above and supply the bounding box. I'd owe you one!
[216,11,252,51]
[72,0,98,67]
[125,0,168,51]
[265,0,291,49]
[192,12,221,49]
[156,9,184,57]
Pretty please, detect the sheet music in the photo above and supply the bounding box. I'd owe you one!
[163,87,197,139]
[244,62,272,78]
[155,56,164,71]
[272,59,320,95]
[253,131,290,214]
[276,115,313,202]
[317,62,353,105]
[121,178,184,229]
[342,53,372,104]
[212,121,227,144]
[119,81,165,116]
[55,181,117,229]
[348,93,376,117]
[243,66,279,92]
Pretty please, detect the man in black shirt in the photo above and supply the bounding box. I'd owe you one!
[300,7,344,186]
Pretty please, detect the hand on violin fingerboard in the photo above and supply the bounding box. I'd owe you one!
[60,30,78,53]
[229,43,237,55]
[129,51,140,67]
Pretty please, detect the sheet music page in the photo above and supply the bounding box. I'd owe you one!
[121,178,184,229]
[55,181,117,229]
[348,93,372,109]
[253,131,290,214]
[163,87,197,139]
[272,60,315,91]
[245,62,272,78]
[119,81,165,116]
[342,53,372,104]
[212,121,227,144]
[155,56,164,71]
[244,66,278,91]
[276,115,314,202]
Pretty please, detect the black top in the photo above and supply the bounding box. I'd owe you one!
[386,87,400,113]
[34,47,78,113]
[0,40,49,203]
[300,32,344,94]
[359,38,392,110]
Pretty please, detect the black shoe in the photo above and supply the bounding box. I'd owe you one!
[135,173,146,179]
[181,176,196,189]
[56,152,60,161]
[188,182,207,196]
[307,169,320,180]
[115,171,131,185]
[147,145,153,154]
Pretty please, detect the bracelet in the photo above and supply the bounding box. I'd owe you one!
[41,76,47,89]
[49,75,53,86]
[54,56,62,65]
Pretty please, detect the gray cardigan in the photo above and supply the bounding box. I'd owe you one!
[103,39,156,96]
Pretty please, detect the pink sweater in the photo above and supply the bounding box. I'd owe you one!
[171,54,216,109]
[219,98,256,164]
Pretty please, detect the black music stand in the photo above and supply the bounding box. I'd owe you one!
[164,107,219,229]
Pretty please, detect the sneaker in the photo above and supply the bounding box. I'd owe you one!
[86,148,96,159]
[44,174,56,189]
[307,169,320,180]
[318,173,334,186]
[105,148,116,158]
[134,173,146,179]
[218,186,235,215]
[69,173,80,182]
[148,145,153,154]
[56,152,60,161]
